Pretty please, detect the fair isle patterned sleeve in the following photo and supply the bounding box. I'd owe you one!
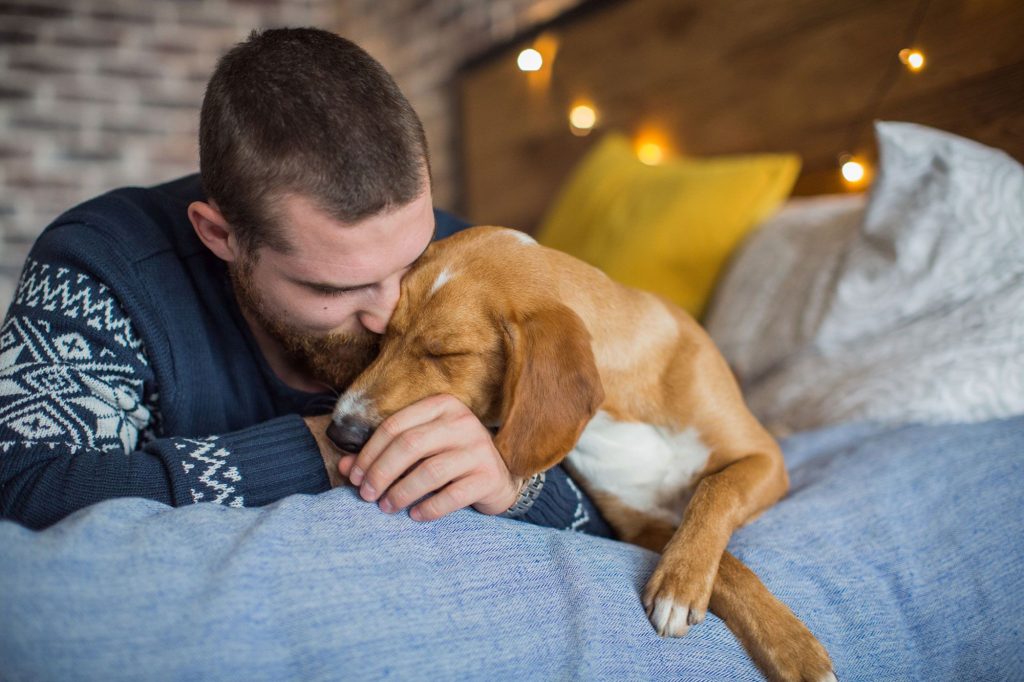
[0,257,330,530]
[517,465,614,537]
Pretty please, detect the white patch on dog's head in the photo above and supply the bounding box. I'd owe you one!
[506,229,537,245]
[429,267,455,296]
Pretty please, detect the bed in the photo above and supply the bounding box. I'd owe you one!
[3,1,1024,680]
[3,120,1022,682]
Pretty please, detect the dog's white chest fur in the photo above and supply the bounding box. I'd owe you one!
[565,410,711,526]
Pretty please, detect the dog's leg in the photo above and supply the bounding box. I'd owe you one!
[710,551,836,682]
[642,450,784,633]
[640,324,794,635]
[630,524,835,680]
[628,516,836,681]
[566,431,834,679]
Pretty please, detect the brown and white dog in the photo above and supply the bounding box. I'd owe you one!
[326,226,835,682]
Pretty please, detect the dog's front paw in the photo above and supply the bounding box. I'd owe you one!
[642,559,713,637]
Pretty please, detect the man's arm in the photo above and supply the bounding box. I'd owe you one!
[0,254,333,530]
[1,213,612,535]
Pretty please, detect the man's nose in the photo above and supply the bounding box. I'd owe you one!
[357,277,401,334]
[357,310,389,335]
[327,415,375,453]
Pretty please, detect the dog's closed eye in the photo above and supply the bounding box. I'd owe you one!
[425,349,470,359]
[421,339,472,359]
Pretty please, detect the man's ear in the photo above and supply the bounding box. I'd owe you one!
[189,200,240,263]
[493,304,605,478]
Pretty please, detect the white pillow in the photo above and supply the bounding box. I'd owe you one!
[706,121,1024,432]
[703,192,867,384]
[815,121,1024,350]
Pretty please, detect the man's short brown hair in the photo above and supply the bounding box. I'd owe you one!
[199,27,431,255]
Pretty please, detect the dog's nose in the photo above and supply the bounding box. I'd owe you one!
[326,415,374,453]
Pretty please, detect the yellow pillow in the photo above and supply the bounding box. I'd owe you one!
[535,132,800,319]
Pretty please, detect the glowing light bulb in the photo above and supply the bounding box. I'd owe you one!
[569,104,597,131]
[841,159,866,184]
[898,48,925,72]
[517,48,543,72]
[638,142,664,165]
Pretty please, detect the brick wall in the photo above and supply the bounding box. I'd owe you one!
[0,0,586,311]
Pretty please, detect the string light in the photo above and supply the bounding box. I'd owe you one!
[898,48,926,71]
[569,103,597,135]
[634,126,672,165]
[637,142,664,165]
[519,33,559,95]
[514,4,932,189]
[517,48,543,72]
[841,160,865,184]
[839,153,869,187]
[838,0,931,188]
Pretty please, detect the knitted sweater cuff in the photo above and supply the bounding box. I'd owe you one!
[163,414,331,509]
[519,464,615,538]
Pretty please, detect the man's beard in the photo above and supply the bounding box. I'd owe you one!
[228,256,381,391]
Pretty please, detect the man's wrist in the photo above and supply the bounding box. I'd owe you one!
[303,414,345,488]
[499,471,547,518]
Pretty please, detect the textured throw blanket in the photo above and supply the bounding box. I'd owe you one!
[2,415,1023,681]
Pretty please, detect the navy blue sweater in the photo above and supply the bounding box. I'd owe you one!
[0,173,613,536]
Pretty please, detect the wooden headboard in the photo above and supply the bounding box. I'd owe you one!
[454,0,1024,233]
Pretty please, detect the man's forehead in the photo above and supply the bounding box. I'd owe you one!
[269,191,435,283]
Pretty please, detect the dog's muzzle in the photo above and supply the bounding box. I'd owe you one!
[326,415,375,453]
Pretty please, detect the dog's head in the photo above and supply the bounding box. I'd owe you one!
[327,226,604,478]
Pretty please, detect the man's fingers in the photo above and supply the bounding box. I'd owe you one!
[349,394,454,485]
[410,474,482,522]
[379,449,475,513]
[356,420,458,502]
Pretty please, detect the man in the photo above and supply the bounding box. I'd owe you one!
[0,27,611,536]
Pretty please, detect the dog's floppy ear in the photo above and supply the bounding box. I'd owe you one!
[494,304,605,478]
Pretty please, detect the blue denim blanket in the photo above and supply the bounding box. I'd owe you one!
[2,415,1022,681]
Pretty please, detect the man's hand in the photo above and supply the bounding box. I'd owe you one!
[303,413,347,488]
[337,394,523,521]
